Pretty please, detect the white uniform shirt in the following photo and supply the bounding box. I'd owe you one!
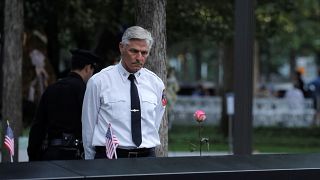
[82,63,166,159]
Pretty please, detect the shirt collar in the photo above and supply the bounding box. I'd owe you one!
[117,60,143,84]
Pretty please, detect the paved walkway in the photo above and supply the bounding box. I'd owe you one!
[18,137,29,162]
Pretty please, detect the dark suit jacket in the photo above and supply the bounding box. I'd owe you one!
[28,72,85,161]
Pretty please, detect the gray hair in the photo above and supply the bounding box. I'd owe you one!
[121,26,153,50]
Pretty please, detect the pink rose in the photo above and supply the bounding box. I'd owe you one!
[194,110,206,122]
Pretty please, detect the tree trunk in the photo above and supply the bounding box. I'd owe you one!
[135,0,168,157]
[194,48,202,81]
[289,48,296,81]
[220,41,234,138]
[216,44,224,96]
[45,1,60,76]
[1,0,23,162]
[253,40,260,95]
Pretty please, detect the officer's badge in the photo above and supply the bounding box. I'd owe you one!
[162,89,167,106]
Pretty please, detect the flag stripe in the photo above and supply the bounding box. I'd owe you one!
[105,123,119,159]
[4,124,14,156]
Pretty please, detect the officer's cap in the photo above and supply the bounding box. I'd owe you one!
[70,49,100,65]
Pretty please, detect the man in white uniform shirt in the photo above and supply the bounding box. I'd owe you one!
[82,26,166,159]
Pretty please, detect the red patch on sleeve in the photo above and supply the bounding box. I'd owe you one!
[162,90,167,106]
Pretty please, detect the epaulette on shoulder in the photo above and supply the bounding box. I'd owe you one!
[143,68,163,83]
[91,65,115,80]
[102,65,115,72]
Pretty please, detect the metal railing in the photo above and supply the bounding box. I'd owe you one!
[170,96,316,127]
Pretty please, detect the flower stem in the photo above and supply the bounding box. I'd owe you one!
[199,122,202,156]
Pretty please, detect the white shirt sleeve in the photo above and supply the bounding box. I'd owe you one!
[155,83,166,130]
[82,77,100,159]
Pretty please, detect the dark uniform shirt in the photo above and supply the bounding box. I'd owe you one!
[28,72,85,161]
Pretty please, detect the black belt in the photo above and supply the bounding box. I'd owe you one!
[49,138,82,147]
[95,146,154,158]
[50,139,65,146]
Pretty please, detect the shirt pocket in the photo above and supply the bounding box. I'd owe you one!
[141,94,158,119]
[101,94,127,121]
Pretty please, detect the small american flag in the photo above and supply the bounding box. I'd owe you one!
[105,123,119,159]
[4,122,14,157]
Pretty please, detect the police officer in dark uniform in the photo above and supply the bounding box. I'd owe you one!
[27,49,100,161]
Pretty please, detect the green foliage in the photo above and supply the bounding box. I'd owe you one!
[258,1,319,50]
[24,0,135,51]
[167,0,234,44]
[255,0,296,40]
[166,0,235,83]
[166,0,319,79]
[255,0,320,75]
[21,0,320,75]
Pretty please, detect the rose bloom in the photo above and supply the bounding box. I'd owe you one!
[194,110,206,122]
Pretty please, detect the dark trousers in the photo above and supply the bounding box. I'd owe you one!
[94,146,155,159]
[41,146,83,160]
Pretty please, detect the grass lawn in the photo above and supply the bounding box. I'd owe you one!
[169,124,320,154]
